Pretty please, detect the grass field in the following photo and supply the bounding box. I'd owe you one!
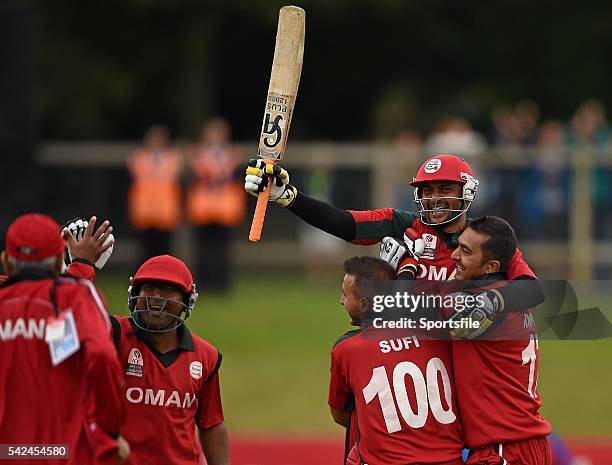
[97,271,612,437]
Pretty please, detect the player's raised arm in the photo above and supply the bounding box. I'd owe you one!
[245,159,409,242]
[61,215,115,280]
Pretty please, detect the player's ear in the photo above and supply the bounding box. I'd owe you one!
[54,252,65,274]
[1,251,13,275]
[485,259,500,274]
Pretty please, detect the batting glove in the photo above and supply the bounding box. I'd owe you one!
[448,289,504,339]
[244,158,298,207]
[380,228,425,279]
[62,217,115,270]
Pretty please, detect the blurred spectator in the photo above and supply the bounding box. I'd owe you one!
[514,100,541,145]
[298,151,344,282]
[186,118,245,292]
[518,120,569,238]
[391,128,423,210]
[491,100,541,146]
[491,104,522,146]
[565,99,612,243]
[424,115,487,158]
[566,99,610,146]
[127,125,182,263]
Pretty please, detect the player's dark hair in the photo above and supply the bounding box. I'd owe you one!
[343,256,395,292]
[465,216,517,270]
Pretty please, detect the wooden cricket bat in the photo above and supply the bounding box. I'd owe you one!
[249,5,305,242]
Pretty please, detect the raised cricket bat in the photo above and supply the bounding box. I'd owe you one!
[249,5,305,242]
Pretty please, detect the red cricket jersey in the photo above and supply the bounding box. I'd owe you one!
[452,278,551,448]
[350,208,550,450]
[0,273,125,465]
[350,209,534,282]
[111,316,223,465]
[329,329,463,465]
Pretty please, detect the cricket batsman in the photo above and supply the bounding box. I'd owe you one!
[244,154,544,337]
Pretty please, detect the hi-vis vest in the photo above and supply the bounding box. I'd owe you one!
[186,145,245,227]
[127,148,182,230]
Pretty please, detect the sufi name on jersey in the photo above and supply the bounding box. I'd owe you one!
[0,318,45,341]
[126,387,197,409]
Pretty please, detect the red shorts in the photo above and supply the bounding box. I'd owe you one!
[466,436,552,465]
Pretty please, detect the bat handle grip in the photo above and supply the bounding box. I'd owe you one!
[249,177,271,242]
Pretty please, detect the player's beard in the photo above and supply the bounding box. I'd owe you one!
[423,198,465,228]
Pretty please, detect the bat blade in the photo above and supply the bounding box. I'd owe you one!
[249,5,305,242]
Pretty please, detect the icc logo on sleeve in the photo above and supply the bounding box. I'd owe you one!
[126,347,144,377]
[421,233,438,259]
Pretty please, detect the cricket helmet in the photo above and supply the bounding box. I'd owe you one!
[128,255,199,332]
[411,155,479,226]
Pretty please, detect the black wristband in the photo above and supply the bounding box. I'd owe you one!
[72,258,94,268]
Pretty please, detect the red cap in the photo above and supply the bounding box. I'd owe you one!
[410,154,474,187]
[5,213,66,261]
[132,255,194,294]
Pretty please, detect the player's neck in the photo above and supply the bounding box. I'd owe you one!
[441,215,466,234]
[147,330,179,354]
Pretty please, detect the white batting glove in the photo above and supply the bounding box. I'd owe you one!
[95,233,114,269]
[380,237,407,271]
[403,228,425,259]
[379,228,425,272]
[244,159,298,207]
[62,218,115,269]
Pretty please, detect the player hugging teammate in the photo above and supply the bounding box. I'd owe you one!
[245,155,552,464]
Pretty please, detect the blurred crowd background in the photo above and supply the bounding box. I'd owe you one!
[2,0,612,282]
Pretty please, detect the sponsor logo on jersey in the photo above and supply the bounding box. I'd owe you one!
[424,158,442,173]
[0,318,46,341]
[126,347,144,377]
[125,387,197,409]
[421,233,438,259]
[190,361,203,380]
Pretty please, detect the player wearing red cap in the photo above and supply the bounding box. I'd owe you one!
[104,255,228,465]
[0,213,126,465]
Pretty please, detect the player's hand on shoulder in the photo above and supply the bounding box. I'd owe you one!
[447,289,504,339]
[62,216,115,269]
[244,158,297,207]
[380,228,425,279]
